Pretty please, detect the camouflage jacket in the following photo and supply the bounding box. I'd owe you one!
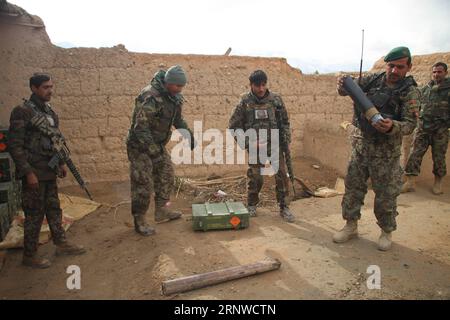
[419,77,450,131]
[126,70,192,156]
[8,94,60,180]
[228,90,291,149]
[350,72,420,158]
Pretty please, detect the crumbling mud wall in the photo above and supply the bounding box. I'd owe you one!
[0,5,319,185]
[1,5,448,187]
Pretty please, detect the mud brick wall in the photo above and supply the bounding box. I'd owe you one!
[0,12,314,184]
[1,8,449,186]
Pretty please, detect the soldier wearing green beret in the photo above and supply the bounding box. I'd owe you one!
[402,62,450,195]
[126,65,196,236]
[334,47,420,251]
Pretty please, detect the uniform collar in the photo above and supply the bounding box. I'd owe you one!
[250,89,270,104]
[29,93,48,111]
[382,73,410,90]
[429,77,449,87]
[150,70,184,105]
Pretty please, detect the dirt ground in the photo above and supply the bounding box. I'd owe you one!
[0,157,449,300]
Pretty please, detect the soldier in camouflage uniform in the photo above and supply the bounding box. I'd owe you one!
[8,73,86,269]
[127,65,195,236]
[334,47,420,251]
[402,62,449,195]
[228,70,295,223]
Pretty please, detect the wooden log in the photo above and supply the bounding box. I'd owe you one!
[162,258,281,296]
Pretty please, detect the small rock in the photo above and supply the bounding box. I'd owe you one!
[312,165,320,169]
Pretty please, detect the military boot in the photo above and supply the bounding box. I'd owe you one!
[247,205,257,217]
[22,255,51,269]
[133,215,156,236]
[280,207,295,223]
[55,241,86,256]
[401,176,416,193]
[377,230,392,251]
[332,220,358,243]
[155,201,182,223]
[432,176,443,195]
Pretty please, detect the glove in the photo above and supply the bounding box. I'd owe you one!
[191,137,197,150]
[179,129,197,150]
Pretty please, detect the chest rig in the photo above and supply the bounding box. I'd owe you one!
[24,99,58,157]
[243,93,280,128]
[242,93,280,143]
[353,73,415,137]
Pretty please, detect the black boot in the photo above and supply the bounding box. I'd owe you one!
[155,201,182,223]
[133,215,156,236]
[22,255,51,269]
[280,206,295,223]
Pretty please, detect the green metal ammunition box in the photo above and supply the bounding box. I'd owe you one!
[192,201,250,231]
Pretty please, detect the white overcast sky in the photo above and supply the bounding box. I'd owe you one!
[11,0,450,73]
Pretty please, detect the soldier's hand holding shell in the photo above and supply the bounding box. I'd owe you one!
[372,118,393,133]
[336,75,349,96]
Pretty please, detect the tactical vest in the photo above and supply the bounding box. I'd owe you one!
[242,94,280,131]
[420,78,450,130]
[24,100,58,158]
[242,93,281,144]
[353,73,416,137]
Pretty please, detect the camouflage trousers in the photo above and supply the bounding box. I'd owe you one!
[247,153,289,208]
[342,148,403,233]
[404,126,449,178]
[127,146,174,217]
[22,179,66,257]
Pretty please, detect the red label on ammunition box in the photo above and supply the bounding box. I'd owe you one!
[230,216,241,228]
